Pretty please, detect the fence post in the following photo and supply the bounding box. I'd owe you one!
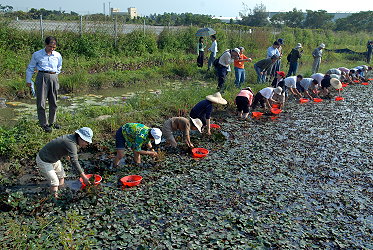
[114,17,118,48]
[143,19,146,35]
[79,15,83,36]
[40,15,44,41]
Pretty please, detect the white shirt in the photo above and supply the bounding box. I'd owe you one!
[284,76,297,88]
[300,78,316,90]
[26,49,62,83]
[259,87,275,99]
[311,73,325,85]
[208,40,218,55]
[218,50,234,72]
[267,46,280,58]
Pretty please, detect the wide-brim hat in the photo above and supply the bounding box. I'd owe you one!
[75,127,93,143]
[319,43,326,49]
[330,78,342,89]
[274,87,283,94]
[206,92,227,105]
[150,128,162,144]
[190,117,203,133]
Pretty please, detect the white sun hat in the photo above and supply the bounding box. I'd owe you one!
[75,127,93,143]
[150,128,162,144]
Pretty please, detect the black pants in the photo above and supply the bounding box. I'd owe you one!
[216,65,228,91]
[197,51,204,67]
[251,92,265,109]
[235,96,250,113]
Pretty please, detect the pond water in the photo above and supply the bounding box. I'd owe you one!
[0,85,166,127]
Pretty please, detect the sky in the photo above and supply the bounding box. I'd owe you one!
[3,0,372,17]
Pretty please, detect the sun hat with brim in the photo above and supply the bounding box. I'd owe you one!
[330,78,342,89]
[206,92,227,105]
[319,43,326,49]
[75,127,93,143]
[330,74,340,80]
[276,71,286,78]
[274,87,283,95]
[233,48,240,54]
[190,117,203,133]
[150,128,162,144]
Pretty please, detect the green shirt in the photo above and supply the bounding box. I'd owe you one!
[122,123,151,152]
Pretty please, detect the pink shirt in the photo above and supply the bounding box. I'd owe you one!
[236,90,254,105]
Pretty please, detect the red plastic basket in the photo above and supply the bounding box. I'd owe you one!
[120,175,143,187]
[299,98,309,103]
[192,148,209,158]
[80,174,102,187]
[209,124,221,129]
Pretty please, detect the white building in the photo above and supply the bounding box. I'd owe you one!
[111,7,138,19]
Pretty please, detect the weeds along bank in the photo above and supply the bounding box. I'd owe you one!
[0,20,370,96]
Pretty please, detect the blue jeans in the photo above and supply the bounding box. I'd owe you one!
[254,64,265,83]
[287,62,298,77]
[234,67,245,88]
[208,52,216,70]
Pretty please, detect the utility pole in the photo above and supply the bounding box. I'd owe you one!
[108,2,111,17]
[103,3,105,15]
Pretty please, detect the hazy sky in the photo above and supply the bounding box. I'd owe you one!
[3,0,372,17]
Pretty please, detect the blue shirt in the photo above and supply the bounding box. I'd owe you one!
[26,48,62,83]
[267,46,280,58]
[190,99,213,120]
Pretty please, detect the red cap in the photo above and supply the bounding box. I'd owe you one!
[276,71,286,78]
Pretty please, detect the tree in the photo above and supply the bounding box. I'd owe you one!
[239,3,269,27]
[303,10,334,29]
[335,11,373,32]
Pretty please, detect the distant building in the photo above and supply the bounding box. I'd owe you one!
[213,16,242,23]
[111,7,138,19]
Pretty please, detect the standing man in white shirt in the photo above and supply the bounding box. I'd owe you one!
[26,36,62,133]
[266,41,281,82]
[207,35,218,71]
[311,43,325,74]
[215,48,239,92]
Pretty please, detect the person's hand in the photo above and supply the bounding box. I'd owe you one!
[81,174,90,185]
[260,72,264,75]
[248,58,253,62]
[207,131,212,136]
[150,151,158,157]
[189,143,194,148]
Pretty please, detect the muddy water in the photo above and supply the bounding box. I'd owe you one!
[0,84,167,126]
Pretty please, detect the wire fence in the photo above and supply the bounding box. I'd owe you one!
[9,15,187,39]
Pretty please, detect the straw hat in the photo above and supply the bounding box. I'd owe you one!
[330,78,342,89]
[190,117,203,133]
[206,92,227,105]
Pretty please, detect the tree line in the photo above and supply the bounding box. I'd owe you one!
[1,4,372,32]
[239,4,373,32]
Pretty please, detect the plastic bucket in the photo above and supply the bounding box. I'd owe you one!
[192,148,209,158]
[313,98,323,103]
[361,82,369,85]
[299,98,309,103]
[335,96,344,101]
[272,104,280,108]
[270,108,282,115]
[210,124,221,129]
[80,174,102,187]
[120,175,143,187]
[252,112,263,118]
